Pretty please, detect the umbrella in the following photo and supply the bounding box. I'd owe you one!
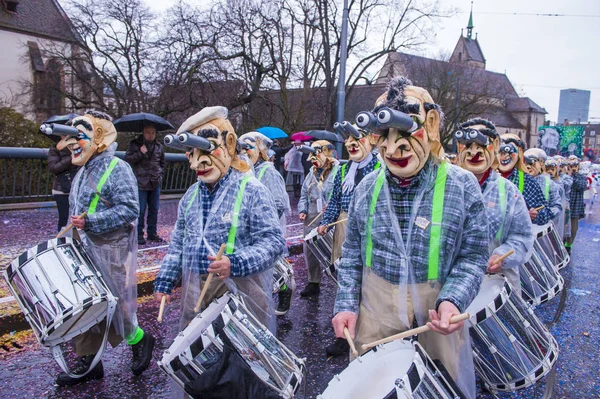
[306,130,344,143]
[290,131,314,142]
[41,113,79,143]
[256,126,287,140]
[113,112,174,133]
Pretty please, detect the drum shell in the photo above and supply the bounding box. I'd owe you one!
[4,238,113,347]
[272,256,294,294]
[531,223,570,270]
[519,245,564,306]
[465,274,559,392]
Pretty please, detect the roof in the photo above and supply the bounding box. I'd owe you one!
[0,0,81,44]
[461,36,485,63]
[376,52,517,98]
[506,96,548,114]
[479,105,524,130]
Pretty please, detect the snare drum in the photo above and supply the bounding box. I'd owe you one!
[466,275,559,392]
[318,340,465,399]
[303,228,339,283]
[519,244,564,306]
[159,293,305,398]
[272,256,295,294]
[3,237,116,347]
[531,223,570,270]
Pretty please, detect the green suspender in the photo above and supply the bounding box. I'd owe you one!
[257,164,268,181]
[426,161,449,281]
[544,176,550,201]
[518,170,524,193]
[365,169,386,267]
[341,163,347,180]
[88,158,119,215]
[365,161,449,281]
[225,175,251,255]
[495,177,507,241]
[374,160,381,170]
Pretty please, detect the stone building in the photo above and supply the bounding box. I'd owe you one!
[0,0,93,122]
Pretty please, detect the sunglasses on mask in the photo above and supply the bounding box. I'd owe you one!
[453,128,490,146]
[524,156,538,166]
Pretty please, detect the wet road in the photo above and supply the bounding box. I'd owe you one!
[0,199,599,398]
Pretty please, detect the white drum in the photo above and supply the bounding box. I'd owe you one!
[465,274,559,392]
[159,293,305,398]
[272,256,295,294]
[531,223,570,270]
[4,237,116,347]
[318,340,465,399]
[303,227,339,283]
[519,244,564,306]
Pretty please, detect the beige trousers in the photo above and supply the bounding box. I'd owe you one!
[331,211,348,263]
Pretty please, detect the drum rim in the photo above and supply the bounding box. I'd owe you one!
[6,237,73,278]
[466,274,510,325]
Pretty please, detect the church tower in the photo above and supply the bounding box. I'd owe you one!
[449,2,486,69]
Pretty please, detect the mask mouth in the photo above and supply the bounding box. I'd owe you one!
[196,167,213,177]
[500,157,512,166]
[468,153,484,164]
[69,144,83,158]
[386,155,412,168]
[347,146,360,154]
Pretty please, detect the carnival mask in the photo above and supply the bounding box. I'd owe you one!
[545,160,558,179]
[309,140,334,169]
[57,111,117,166]
[498,134,525,173]
[242,139,260,164]
[523,149,547,177]
[344,135,373,162]
[456,121,499,176]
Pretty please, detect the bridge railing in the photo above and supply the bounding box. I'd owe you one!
[0,147,194,203]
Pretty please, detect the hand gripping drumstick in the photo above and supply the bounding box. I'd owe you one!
[157,296,167,322]
[194,244,227,313]
[495,249,515,264]
[534,205,545,211]
[307,210,324,227]
[325,218,348,228]
[56,211,88,239]
[361,312,470,351]
[343,327,358,357]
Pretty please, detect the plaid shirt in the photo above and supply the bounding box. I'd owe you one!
[533,174,563,219]
[321,155,379,225]
[334,159,488,314]
[570,172,587,219]
[70,148,139,235]
[298,163,339,215]
[154,169,285,294]
[481,171,533,269]
[505,168,552,225]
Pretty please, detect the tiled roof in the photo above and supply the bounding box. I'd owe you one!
[462,36,485,63]
[479,105,524,129]
[0,0,81,43]
[506,96,548,114]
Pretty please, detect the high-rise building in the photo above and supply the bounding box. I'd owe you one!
[558,89,591,124]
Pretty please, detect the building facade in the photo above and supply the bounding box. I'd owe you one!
[557,89,591,125]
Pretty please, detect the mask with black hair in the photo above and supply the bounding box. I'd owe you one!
[56,109,117,166]
[498,133,527,174]
[368,76,445,178]
[455,118,500,176]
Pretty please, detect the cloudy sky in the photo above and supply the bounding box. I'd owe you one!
[144,0,599,123]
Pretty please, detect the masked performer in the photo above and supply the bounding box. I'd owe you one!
[556,156,574,241]
[564,155,587,253]
[543,157,569,239]
[523,149,564,232]
[239,131,292,315]
[455,119,534,294]
[51,110,154,386]
[497,134,552,225]
[154,106,285,335]
[298,140,340,295]
[331,77,488,398]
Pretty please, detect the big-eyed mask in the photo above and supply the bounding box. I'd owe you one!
[309,140,334,169]
[455,120,500,178]
[57,111,117,166]
[498,134,525,174]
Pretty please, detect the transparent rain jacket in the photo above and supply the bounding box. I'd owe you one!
[335,159,489,399]
[70,143,140,340]
[298,162,340,216]
[155,169,285,331]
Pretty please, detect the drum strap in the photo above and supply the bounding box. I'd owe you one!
[226,175,251,255]
[257,164,268,181]
[365,162,448,281]
[518,170,524,193]
[544,176,550,201]
[88,158,119,215]
[496,177,507,241]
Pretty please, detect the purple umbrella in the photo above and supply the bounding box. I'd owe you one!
[290,131,313,142]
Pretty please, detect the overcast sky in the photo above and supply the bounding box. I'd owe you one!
[143,0,599,123]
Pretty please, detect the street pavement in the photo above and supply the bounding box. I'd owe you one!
[0,197,598,398]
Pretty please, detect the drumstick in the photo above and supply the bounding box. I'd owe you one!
[56,211,88,239]
[307,211,324,227]
[157,295,167,322]
[534,205,545,211]
[495,249,515,264]
[361,313,470,350]
[194,244,226,313]
[326,218,348,228]
[343,327,358,357]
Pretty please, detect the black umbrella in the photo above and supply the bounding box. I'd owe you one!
[113,112,174,133]
[306,130,344,143]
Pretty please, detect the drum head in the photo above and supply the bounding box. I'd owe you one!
[46,301,109,346]
[465,275,506,319]
[531,223,550,237]
[320,340,414,399]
